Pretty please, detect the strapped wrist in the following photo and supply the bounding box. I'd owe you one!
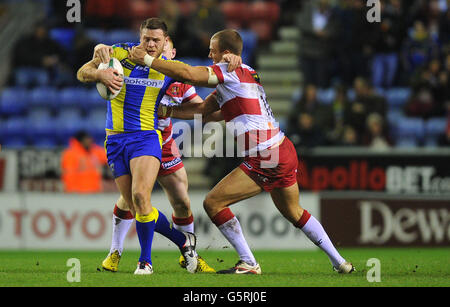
[144,54,155,67]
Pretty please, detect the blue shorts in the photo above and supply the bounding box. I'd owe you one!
[105,130,162,178]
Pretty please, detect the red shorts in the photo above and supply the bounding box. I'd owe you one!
[239,137,299,192]
[159,138,184,176]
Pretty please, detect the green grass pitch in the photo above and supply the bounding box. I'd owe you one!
[0,248,448,287]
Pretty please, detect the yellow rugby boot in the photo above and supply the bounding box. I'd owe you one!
[179,255,215,273]
[102,250,121,272]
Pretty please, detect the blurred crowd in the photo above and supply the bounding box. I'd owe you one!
[3,0,450,152]
[288,0,450,150]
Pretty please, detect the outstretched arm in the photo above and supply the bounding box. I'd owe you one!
[204,110,224,123]
[128,45,241,88]
[159,93,220,119]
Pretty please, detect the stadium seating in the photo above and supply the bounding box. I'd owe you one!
[393,116,425,147]
[59,87,89,108]
[105,29,139,45]
[424,117,447,147]
[27,113,57,141]
[249,1,280,24]
[3,117,28,138]
[29,86,58,109]
[14,68,49,87]
[49,28,76,50]
[86,29,106,44]
[239,30,258,64]
[385,88,412,110]
[317,88,336,105]
[0,88,27,116]
[220,1,249,28]
[84,108,107,144]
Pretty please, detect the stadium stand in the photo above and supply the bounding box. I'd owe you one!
[0,0,448,152]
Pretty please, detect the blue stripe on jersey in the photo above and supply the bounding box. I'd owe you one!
[122,67,148,131]
[106,100,113,130]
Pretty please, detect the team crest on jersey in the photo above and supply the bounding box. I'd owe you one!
[170,86,180,96]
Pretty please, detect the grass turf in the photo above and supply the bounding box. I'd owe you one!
[0,248,448,287]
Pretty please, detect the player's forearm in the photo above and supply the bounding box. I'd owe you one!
[166,102,208,120]
[77,58,101,83]
[204,110,224,123]
[151,58,210,87]
[161,94,219,120]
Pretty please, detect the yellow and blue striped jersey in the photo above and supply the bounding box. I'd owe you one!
[106,42,182,133]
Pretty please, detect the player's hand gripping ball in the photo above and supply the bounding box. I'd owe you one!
[96,57,124,100]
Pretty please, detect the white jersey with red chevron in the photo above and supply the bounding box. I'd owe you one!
[159,82,198,144]
[210,62,284,156]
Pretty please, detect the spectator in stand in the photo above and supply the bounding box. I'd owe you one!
[338,125,359,147]
[61,131,108,194]
[404,86,436,119]
[370,0,405,88]
[11,21,72,87]
[174,0,226,58]
[160,0,181,38]
[296,0,339,88]
[408,56,449,118]
[402,20,440,77]
[438,111,450,146]
[287,113,327,150]
[291,84,335,133]
[336,0,374,86]
[439,2,450,46]
[73,30,99,75]
[328,84,350,145]
[362,113,392,150]
[345,77,387,140]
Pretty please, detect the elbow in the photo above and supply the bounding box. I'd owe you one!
[76,68,84,82]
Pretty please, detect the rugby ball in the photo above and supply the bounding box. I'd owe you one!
[96,57,124,100]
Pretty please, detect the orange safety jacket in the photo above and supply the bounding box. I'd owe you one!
[61,138,107,193]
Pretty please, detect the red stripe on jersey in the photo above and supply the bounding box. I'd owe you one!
[221,97,262,122]
[182,93,198,103]
[211,65,225,83]
[160,121,173,143]
[234,67,259,84]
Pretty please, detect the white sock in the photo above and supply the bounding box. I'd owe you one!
[301,215,345,268]
[218,217,257,266]
[110,213,133,255]
[173,222,194,234]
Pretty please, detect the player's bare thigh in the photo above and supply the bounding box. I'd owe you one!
[129,155,160,215]
[270,182,304,224]
[203,167,263,218]
[157,167,191,218]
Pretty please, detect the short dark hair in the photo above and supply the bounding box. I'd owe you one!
[74,130,90,142]
[211,29,243,56]
[140,18,168,36]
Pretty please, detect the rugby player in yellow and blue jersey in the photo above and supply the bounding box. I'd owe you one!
[76,18,198,275]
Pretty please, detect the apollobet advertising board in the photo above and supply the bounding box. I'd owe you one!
[297,149,450,194]
[320,196,450,247]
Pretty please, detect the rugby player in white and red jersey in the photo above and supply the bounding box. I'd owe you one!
[96,38,216,273]
[128,29,354,274]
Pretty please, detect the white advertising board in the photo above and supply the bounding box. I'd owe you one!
[0,191,319,251]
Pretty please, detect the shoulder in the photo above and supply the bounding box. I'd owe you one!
[111,42,138,60]
[166,82,196,98]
